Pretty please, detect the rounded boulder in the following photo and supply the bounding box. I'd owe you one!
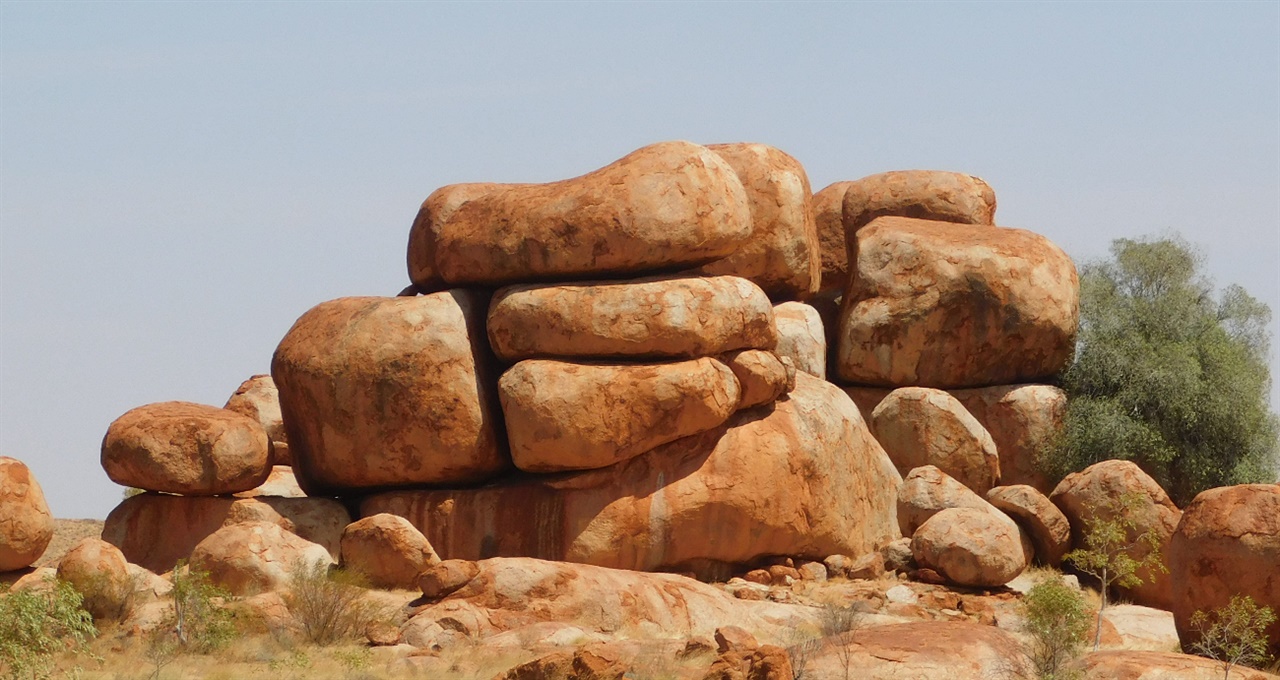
[341,514,441,590]
[56,538,133,621]
[0,457,54,571]
[225,374,291,466]
[911,507,1027,588]
[191,521,332,596]
[871,387,1000,494]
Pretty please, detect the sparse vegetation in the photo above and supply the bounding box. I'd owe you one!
[146,560,236,679]
[1187,595,1277,679]
[1063,491,1168,649]
[1021,576,1090,680]
[0,579,97,680]
[284,561,388,646]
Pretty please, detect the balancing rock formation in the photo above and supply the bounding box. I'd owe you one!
[95,141,1084,594]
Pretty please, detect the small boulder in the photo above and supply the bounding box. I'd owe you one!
[190,521,332,595]
[772,302,826,379]
[0,457,54,572]
[721,350,790,409]
[715,625,759,653]
[986,485,1071,567]
[848,553,886,580]
[952,384,1065,493]
[340,514,441,590]
[897,465,997,538]
[911,507,1027,588]
[101,402,270,496]
[224,375,290,466]
[56,538,133,621]
[796,561,827,582]
[840,170,996,234]
[880,538,914,572]
[418,559,481,600]
[872,388,1000,494]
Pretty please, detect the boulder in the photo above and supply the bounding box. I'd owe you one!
[688,143,820,299]
[911,507,1026,587]
[224,375,290,466]
[234,465,305,499]
[362,373,902,575]
[418,559,481,599]
[486,275,777,363]
[812,181,856,296]
[56,538,133,621]
[408,141,752,288]
[871,388,1001,494]
[952,384,1065,492]
[840,169,996,235]
[772,302,826,379]
[807,621,1033,680]
[721,350,790,409]
[986,485,1071,566]
[835,217,1078,389]
[499,357,742,473]
[1168,484,1280,658]
[101,402,271,496]
[843,386,891,423]
[897,465,997,538]
[271,291,508,494]
[340,514,441,590]
[1097,604,1179,652]
[102,493,349,573]
[1050,460,1180,610]
[0,457,54,571]
[190,521,332,595]
[1080,650,1280,680]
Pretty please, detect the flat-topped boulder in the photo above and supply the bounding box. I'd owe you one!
[271,291,508,494]
[772,301,826,379]
[224,375,290,466]
[0,457,54,572]
[689,142,820,299]
[363,373,901,575]
[407,141,752,288]
[836,217,1078,389]
[840,170,996,234]
[486,275,776,363]
[871,387,1000,494]
[101,401,270,496]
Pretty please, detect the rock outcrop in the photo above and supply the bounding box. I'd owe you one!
[986,485,1071,567]
[911,507,1027,587]
[771,301,826,379]
[1080,650,1280,680]
[0,457,54,572]
[808,621,1033,679]
[871,387,1000,494]
[224,375,290,466]
[896,465,996,538]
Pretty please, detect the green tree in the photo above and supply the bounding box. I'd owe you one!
[1022,577,1090,680]
[0,579,97,680]
[1187,595,1276,679]
[1045,235,1279,505]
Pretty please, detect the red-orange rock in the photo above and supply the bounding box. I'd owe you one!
[812,181,856,296]
[1169,484,1280,658]
[362,373,901,574]
[234,465,305,499]
[871,387,1000,494]
[418,559,481,599]
[721,350,790,409]
[841,170,996,235]
[341,514,441,590]
[191,521,332,595]
[56,538,132,621]
[808,621,1032,679]
[408,141,752,289]
[897,465,999,538]
[911,508,1027,588]
[986,484,1071,567]
[102,493,349,573]
[0,457,54,572]
[1050,460,1180,610]
[102,402,270,496]
[690,143,820,299]
[487,275,777,363]
[499,357,741,473]
[952,384,1065,493]
[224,375,290,466]
[836,217,1078,389]
[1081,650,1280,680]
[271,292,508,494]
[772,302,826,379]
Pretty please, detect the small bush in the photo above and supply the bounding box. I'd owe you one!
[1022,577,1090,680]
[1188,595,1277,678]
[0,579,97,680]
[284,561,388,646]
[146,560,237,678]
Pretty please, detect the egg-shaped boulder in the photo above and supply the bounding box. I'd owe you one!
[0,457,54,572]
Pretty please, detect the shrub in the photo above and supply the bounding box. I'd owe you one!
[1022,577,1090,680]
[284,561,387,646]
[146,559,237,678]
[0,579,97,680]
[1187,595,1277,679]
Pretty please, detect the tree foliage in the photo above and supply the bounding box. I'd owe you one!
[0,579,97,680]
[1188,595,1276,679]
[1045,235,1279,505]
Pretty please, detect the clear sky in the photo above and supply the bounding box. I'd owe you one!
[2,3,1277,520]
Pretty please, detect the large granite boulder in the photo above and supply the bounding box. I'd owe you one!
[486,275,776,363]
[271,291,508,494]
[840,170,996,235]
[952,384,1065,492]
[897,465,999,538]
[808,621,1033,679]
[911,507,1027,587]
[407,141,752,289]
[191,521,332,596]
[56,538,133,621]
[871,387,1000,494]
[1168,484,1280,658]
[362,373,902,576]
[340,514,441,590]
[0,457,54,572]
[836,217,1078,388]
[224,375,290,466]
[101,401,271,496]
[987,484,1071,567]
[1050,460,1180,610]
[772,301,826,379]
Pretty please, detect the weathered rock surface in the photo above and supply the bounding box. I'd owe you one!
[418,558,481,599]
[234,465,305,499]
[340,514,441,590]
[487,275,777,363]
[1168,483,1280,658]
[897,465,997,538]
[56,538,133,621]
[812,181,856,296]
[102,493,349,573]
[271,292,508,494]
[1097,604,1179,652]
[0,457,54,572]
[224,374,290,466]
[843,386,890,423]
[871,387,1000,494]
[408,141,752,288]
[191,521,332,595]
[499,357,741,473]
[721,350,790,409]
[689,143,820,299]
[986,485,1071,567]
[836,217,1078,389]
[840,170,996,235]
[363,373,902,575]
[952,384,1065,492]
[1050,460,1180,610]
[911,507,1026,587]
[807,621,1033,680]
[101,401,270,496]
[1080,650,1280,680]
[772,302,825,379]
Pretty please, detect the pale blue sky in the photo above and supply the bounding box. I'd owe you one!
[2,3,1277,519]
